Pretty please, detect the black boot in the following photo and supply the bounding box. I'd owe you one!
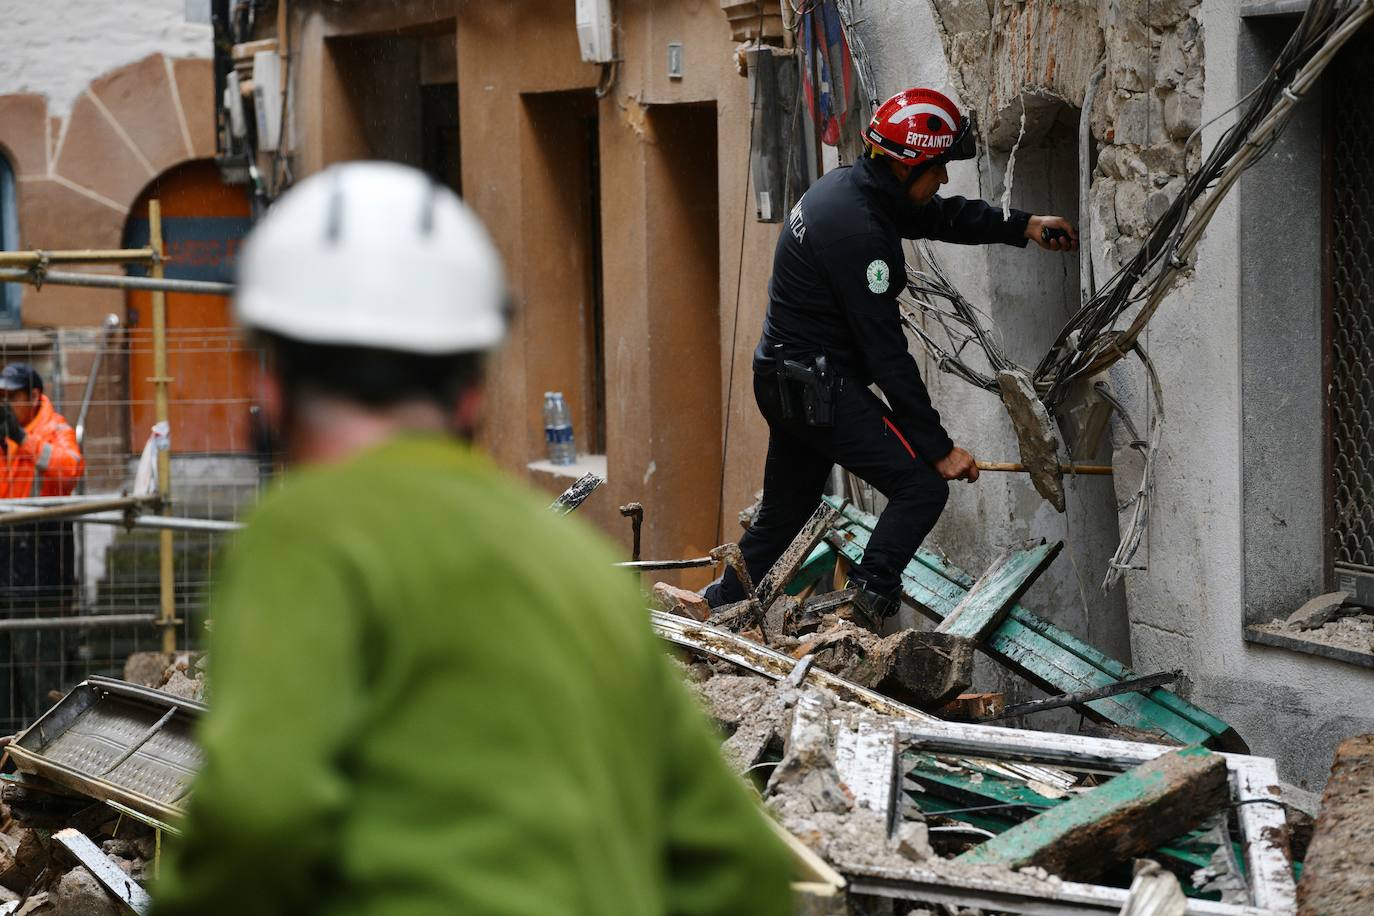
[843,572,902,630]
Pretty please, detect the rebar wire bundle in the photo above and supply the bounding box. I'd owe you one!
[875,0,1374,589]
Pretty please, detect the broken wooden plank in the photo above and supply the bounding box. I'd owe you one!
[954,746,1229,881]
[1297,734,1372,915]
[903,751,1222,873]
[755,502,841,606]
[935,540,1061,639]
[1233,755,1297,912]
[833,716,899,829]
[822,526,1214,745]
[53,827,151,914]
[891,511,1243,751]
[818,498,1245,751]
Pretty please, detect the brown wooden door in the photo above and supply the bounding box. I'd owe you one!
[124,161,254,455]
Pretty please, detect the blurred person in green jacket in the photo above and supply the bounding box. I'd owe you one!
[152,161,792,916]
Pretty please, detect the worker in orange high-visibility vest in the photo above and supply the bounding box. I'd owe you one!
[0,363,85,731]
[0,363,84,499]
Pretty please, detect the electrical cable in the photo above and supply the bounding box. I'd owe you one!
[716,68,762,544]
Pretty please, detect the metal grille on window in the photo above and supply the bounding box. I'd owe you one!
[1331,31,1374,578]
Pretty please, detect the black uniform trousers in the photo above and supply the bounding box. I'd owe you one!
[714,371,949,605]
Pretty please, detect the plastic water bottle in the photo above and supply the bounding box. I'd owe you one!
[543,391,576,466]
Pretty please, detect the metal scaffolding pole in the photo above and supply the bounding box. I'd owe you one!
[0,249,155,266]
[0,267,234,297]
[149,201,178,654]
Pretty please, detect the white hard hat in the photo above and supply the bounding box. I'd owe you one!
[235,161,507,354]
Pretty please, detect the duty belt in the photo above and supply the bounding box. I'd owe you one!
[768,343,836,427]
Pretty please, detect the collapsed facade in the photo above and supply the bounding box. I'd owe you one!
[0,0,1370,908]
[172,0,1371,788]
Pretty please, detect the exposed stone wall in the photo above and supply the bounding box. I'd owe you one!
[1091,0,1203,272]
[926,0,1203,272]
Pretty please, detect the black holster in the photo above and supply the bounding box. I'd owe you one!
[771,345,836,427]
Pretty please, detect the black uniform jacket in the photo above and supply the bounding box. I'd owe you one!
[754,155,1031,463]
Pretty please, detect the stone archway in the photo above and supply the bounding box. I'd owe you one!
[0,53,215,327]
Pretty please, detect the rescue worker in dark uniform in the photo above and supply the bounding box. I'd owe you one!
[705,87,1078,623]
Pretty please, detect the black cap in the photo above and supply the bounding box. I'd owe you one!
[0,363,42,392]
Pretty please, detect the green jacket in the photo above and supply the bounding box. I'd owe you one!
[154,435,792,915]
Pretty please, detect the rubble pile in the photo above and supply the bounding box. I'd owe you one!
[0,784,158,914]
[1254,591,1374,657]
[684,666,1117,911]
[122,651,208,702]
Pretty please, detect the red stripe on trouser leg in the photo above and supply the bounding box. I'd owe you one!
[882,416,917,460]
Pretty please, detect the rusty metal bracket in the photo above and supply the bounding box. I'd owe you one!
[619,502,644,560]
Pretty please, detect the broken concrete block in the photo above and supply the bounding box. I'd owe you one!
[0,826,49,893]
[1285,591,1349,631]
[849,629,977,710]
[1297,734,1374,915]
[997,369,1065,512]
[892,820,934,863]
[768,692,853,818]
[159,668,205,701]
[721,721,778,773]
[122,651,172,689]
[52,867,120,916]
[651,582,711,622]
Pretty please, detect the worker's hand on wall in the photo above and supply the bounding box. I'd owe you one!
[934,446,979,482]
[0,404,24,444]
[1026,216,1079,252]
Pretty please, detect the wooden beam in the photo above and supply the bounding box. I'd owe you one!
[819,497,1246,751]
[52,827,152,914]
[1297,734,1373,915]
[953,746,1229,881]
[755,502,841,606]
[935,540,1061,639]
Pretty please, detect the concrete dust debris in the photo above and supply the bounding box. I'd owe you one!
[1253,608,1374,659]
[1284,591,1350,630]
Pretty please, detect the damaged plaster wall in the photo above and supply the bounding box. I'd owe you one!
[0,0,210,118]
[853,0,1374,786]
[852,0,1130,722]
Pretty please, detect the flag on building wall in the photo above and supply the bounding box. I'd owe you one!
[798,1,855,146]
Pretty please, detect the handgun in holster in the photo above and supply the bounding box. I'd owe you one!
[772,345,835,427]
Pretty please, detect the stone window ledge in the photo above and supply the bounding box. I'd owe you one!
[1245,624,1374,669]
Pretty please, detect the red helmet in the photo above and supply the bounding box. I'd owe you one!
[865,87,976,167]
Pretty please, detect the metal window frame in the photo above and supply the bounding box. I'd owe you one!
[0,153,20,328]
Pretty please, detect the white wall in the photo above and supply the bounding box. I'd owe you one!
[0,0,211,117]
[857,0,1374,788]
